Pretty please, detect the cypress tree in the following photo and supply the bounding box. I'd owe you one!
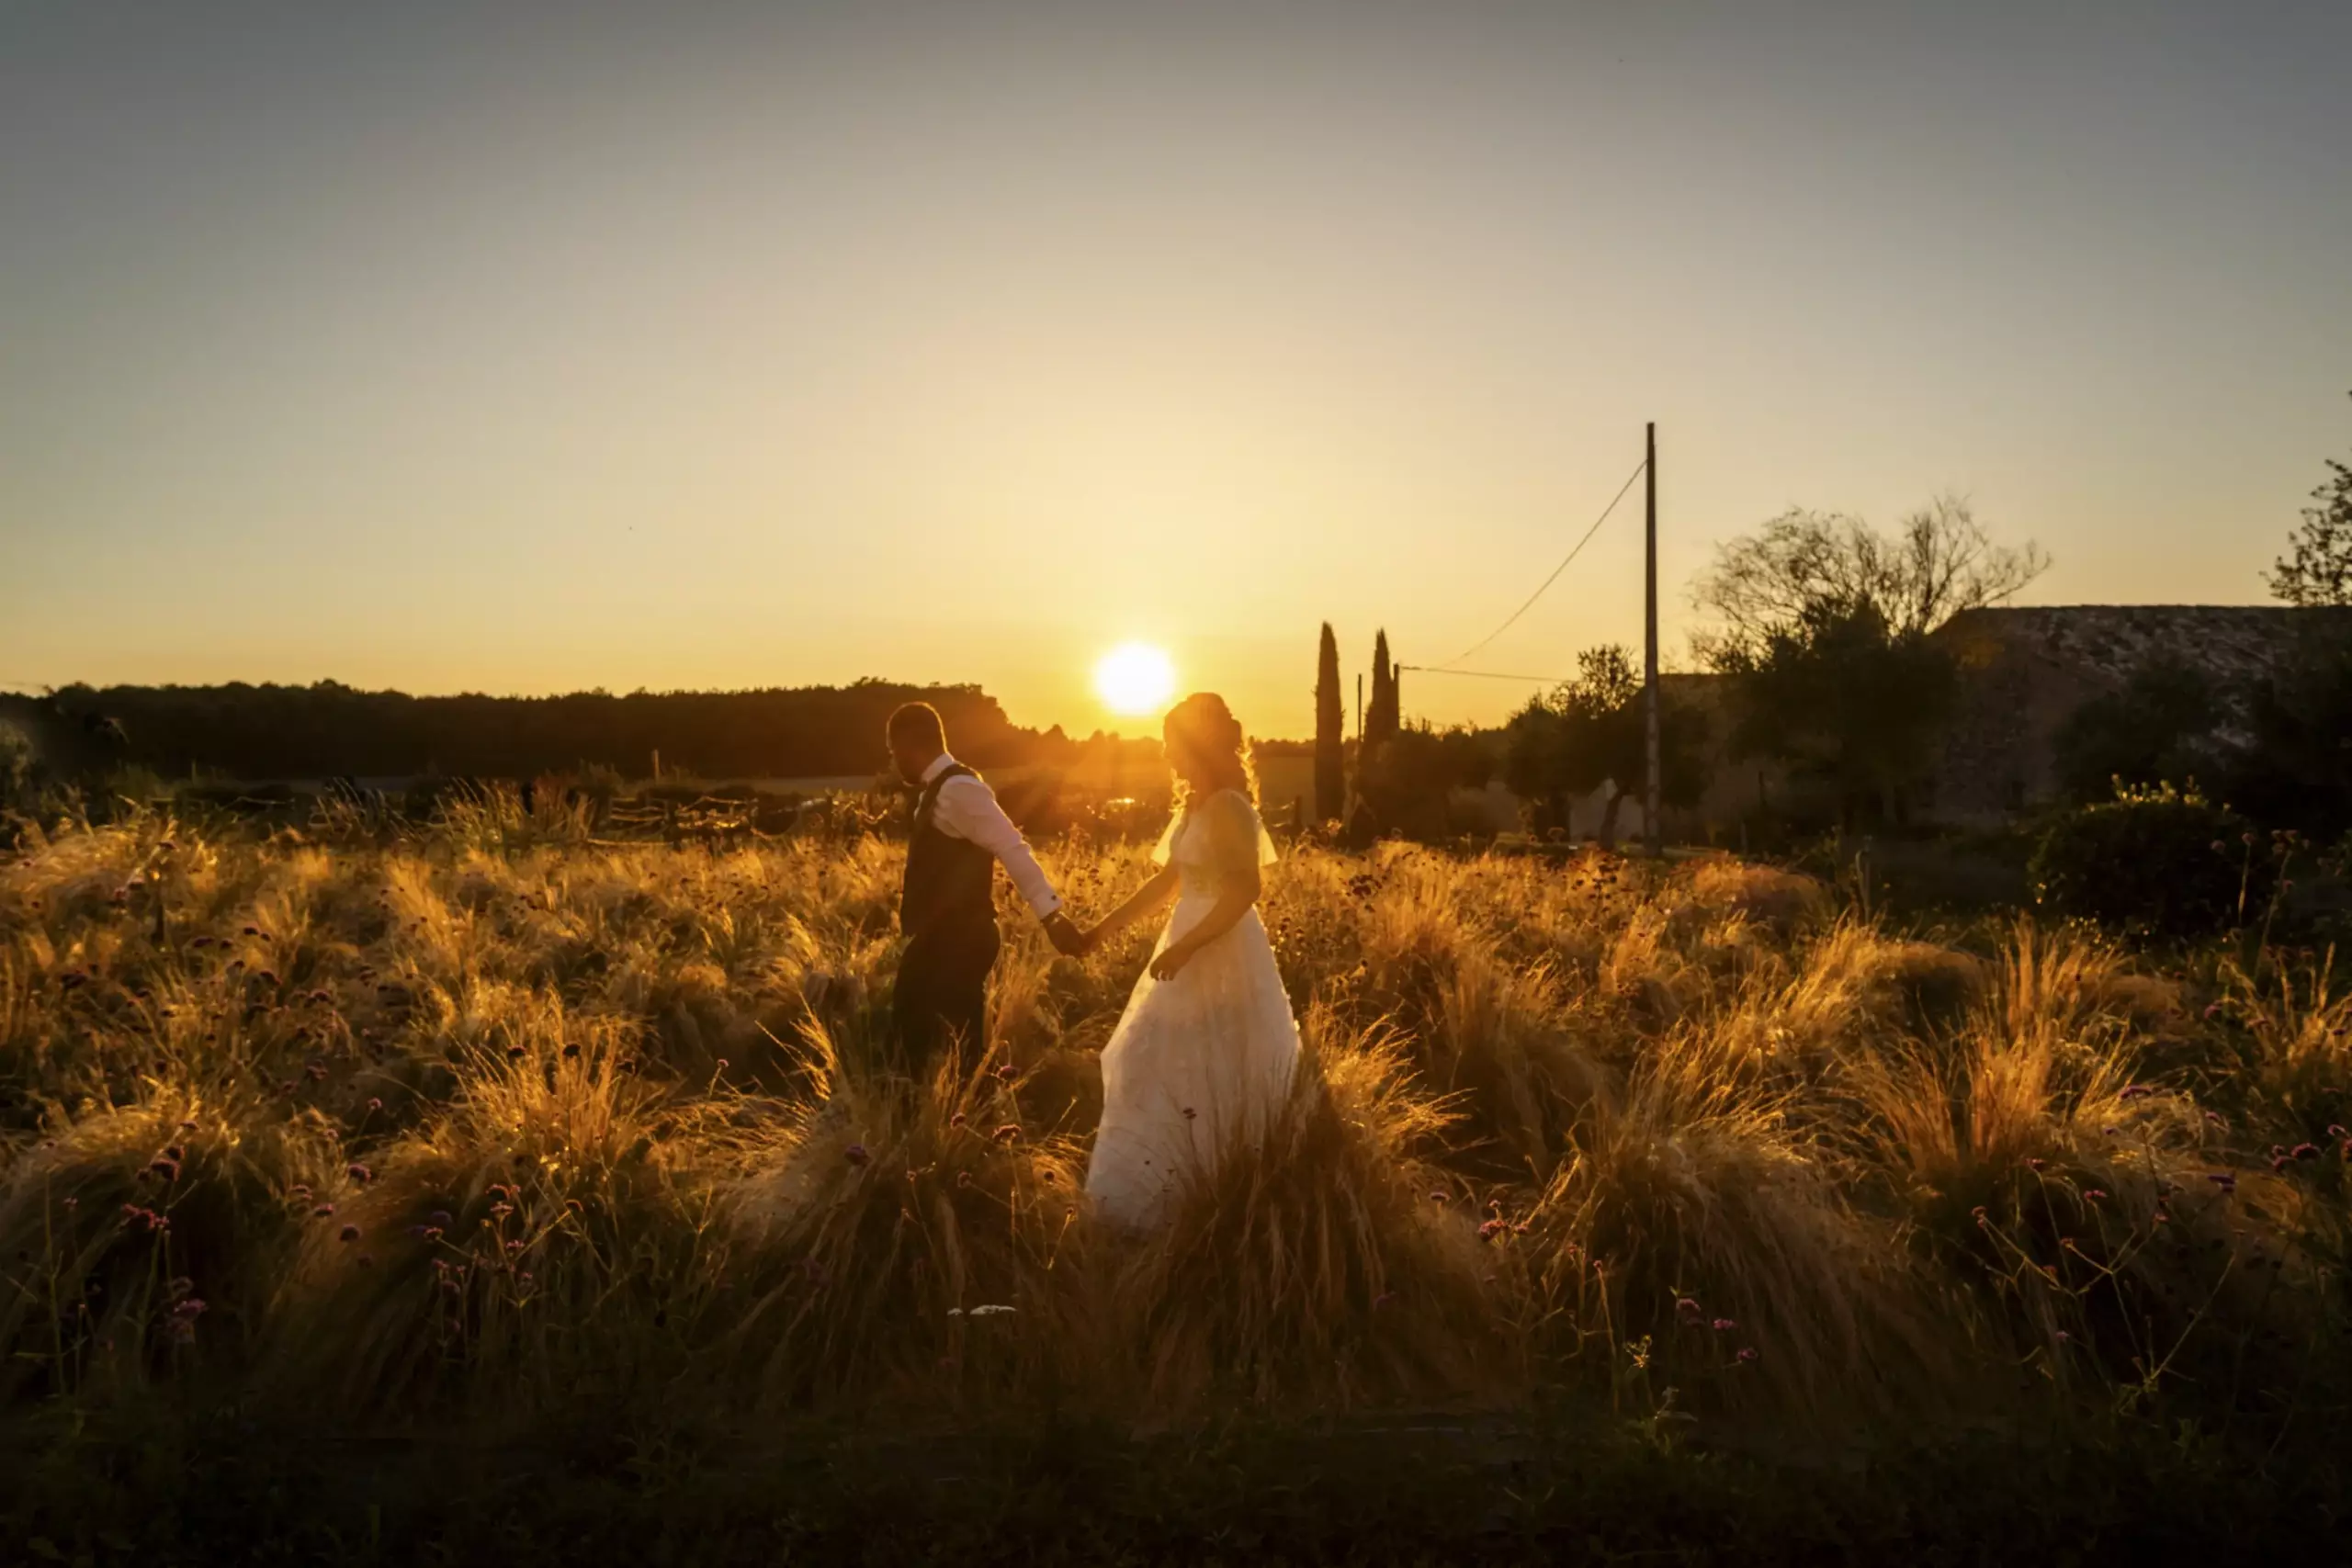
[1315,622,1344,822]
[1369,629,1399,746]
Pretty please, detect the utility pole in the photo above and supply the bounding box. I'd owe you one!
[1355,672,1364,748]
[1643,421,1661,859]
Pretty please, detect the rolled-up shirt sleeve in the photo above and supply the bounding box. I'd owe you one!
[935,775,1062,919]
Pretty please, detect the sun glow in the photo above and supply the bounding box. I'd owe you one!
[1093,642,1177,716]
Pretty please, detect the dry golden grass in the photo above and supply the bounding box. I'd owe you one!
[2,806,2346,1435]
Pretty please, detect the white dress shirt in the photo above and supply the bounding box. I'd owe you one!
[919,753,1062,919]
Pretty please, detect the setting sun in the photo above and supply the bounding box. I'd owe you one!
[1093,642,1177,716]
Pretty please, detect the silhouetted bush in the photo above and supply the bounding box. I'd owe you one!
[2030,783,2269,938]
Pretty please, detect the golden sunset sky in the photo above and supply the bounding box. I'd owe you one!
[5,3,2348,739]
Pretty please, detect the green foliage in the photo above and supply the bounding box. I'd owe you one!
[1717,601,1956,827]
[2267,389,2352,607]
[1358,723,1493,840]
[1365,629,1400,748]
[1503,645,1705,844]
[2232,618,2352,839]
[2052,656,2228,805]
[1314,622,1344,823]
[2030,782,2267,938]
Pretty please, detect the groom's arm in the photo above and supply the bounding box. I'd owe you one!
[934,774,1063,920]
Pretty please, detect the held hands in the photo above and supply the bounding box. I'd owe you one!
[1042,911,1088,959]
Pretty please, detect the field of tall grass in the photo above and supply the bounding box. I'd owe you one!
[4,789,2350,1553]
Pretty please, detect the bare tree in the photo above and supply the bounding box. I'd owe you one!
[1690,496,2049,661]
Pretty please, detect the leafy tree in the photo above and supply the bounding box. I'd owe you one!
[1361,722,1493,840]
[1692,498,2045,829]
[1314,622,1344,823]
[2230,621,2352,840]
[1716,601,1956,829]
[1503,644,1705,848]
[2051,656,2228,805]
[2267,391,2352,607]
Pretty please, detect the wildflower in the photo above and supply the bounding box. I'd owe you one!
[1676,1297,1702,1322]
[366,1098,383,1112]
[430,1209,452,1226]
[146,1155,180,1181]
[1429,1190,1450,1206]
[346,1162,373,1184]
[1713,1318,1736,1333]
[2053,1330,2072,1345]
[313,1203,335,1217]
[2203,1003,2222,1021]
[1736,1347,1758,1363]
[949,1111,967,1128]
[2025,1157,2044,1171]
[994,1063,1016,1081]
[956,1170,974,1189]
[844,1143,870,1167]
[2292,1143,2321,1162]
[2083,1189,2108,1201]
[1971,1205,1990,1226]
[2119,1085,2153,1101]
[991,1124,1021,1144]
[339,1224,360,1243]
[1478,1218,1507,1242]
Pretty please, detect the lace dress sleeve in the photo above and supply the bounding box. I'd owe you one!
[1200,790,1279,879]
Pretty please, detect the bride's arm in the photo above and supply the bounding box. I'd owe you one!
[1145,867,1258,980]
[1080,862,1180,953]
[1146,795,1262,979]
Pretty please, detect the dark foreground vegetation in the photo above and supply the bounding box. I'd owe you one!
[4,787,2351,1559]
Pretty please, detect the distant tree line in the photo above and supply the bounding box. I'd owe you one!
[6,678,1083,784]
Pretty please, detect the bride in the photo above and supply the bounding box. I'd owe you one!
[1077,693,1302,1229]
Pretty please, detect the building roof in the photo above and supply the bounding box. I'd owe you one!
[1934,604,2352,689]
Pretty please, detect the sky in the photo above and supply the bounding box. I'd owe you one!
[5,1,2348,740]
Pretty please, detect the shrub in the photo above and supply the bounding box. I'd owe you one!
[2030,783,2267,939]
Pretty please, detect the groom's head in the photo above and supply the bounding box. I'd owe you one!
[887,702,948,785]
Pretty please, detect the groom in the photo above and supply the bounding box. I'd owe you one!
[886,702,1084,1076]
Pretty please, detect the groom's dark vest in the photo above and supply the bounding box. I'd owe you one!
[900,764,997,947]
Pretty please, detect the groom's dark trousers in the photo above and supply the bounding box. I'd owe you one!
[892,764,1000,1077]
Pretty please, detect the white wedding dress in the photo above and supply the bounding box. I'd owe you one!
[1085,790,1303,1229]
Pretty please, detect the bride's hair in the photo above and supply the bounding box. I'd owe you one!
[1162,692,1256,806]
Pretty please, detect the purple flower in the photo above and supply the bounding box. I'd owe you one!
[1736,1347,1758,1363]
[339,1224,360,1243]
[843,1143,869,1167]
[1675,1297,1702,1321]
[991,1124,1022,1145]
[2082,1189,2108,1201]
[312,1203,335,1217]
[2292,1143,2321,1162]
[1713,1317,1736,1333]
[429,1210,452,1227]
[347,1162,373,1184]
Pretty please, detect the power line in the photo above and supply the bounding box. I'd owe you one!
[1397,665,1567,685]
[1430,456,1647,671]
